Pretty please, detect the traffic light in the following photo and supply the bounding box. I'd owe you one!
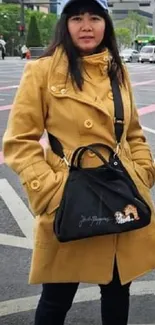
[19,25,25,37]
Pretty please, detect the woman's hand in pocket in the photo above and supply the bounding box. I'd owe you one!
[46,171,68,215]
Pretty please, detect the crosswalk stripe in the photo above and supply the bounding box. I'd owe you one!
[0,233,32,249]
[142,126,155,135]
[0,179,33,241]
[0,282,155,317]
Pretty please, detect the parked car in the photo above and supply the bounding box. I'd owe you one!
[139,45,155,63]
[120,48,139,62]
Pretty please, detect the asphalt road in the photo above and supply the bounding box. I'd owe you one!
[0,57,155,325]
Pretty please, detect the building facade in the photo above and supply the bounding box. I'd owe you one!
[108,0,155,26]
[57,0,155,28]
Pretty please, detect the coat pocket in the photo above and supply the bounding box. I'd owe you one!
[46,171,68,215]
[133,161,150,188]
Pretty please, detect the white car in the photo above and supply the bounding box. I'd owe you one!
[120,49,139,62]
[139,46,155,63]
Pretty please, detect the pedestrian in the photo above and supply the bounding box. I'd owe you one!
[21,44,28,59]
[2,0,155,324]
[26,48,31,59]
[1,45,6,60]
[0,35,6,60]
[0,43,3,59]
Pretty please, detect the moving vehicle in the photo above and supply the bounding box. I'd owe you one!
[120,48,139,62]
[134,34,155,51]
[139,45,155,63]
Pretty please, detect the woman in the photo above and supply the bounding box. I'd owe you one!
[2,0,155,324]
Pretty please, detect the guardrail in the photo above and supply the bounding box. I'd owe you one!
[29,47,46,58]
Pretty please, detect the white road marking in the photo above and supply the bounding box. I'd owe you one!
[0,233,32,249]
[0,281,154,317]
[0,179,33,240]
[130,71,155,75]
[142,126,155,135]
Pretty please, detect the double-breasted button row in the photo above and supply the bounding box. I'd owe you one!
[83,119,95,157]
[30,180,41,191]
[51,86,67,95]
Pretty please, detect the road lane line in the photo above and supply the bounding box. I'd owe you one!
[131,71,155,75]
[0,281,155,316]
[138,104,155,116]
[0,85,18,91]
[132,80,155,87]
[0,152,4,165]
[0,105,12,111]
[0,234,33,249]
[0,179,33,240]
[142,126,155,135]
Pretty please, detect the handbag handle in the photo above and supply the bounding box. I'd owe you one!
[71,143,114,168]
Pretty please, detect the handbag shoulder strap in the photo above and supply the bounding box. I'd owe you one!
[48,77,124,160]
[110,77,124,145]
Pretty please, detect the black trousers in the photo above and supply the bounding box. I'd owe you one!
[35,264,131,325]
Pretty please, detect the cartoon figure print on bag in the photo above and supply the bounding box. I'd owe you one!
[114,205,140,224]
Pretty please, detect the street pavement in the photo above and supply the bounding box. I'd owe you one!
[0,58,155,325]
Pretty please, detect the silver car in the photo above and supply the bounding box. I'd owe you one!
[120,49,139,63]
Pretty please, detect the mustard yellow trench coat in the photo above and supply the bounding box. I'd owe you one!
[3,47,155,285]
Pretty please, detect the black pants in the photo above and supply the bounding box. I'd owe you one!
[35,264,131,325]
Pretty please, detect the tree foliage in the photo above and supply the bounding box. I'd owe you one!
[0,4,57,54]
[115,27,132,49]
[114,11,152,48]
[116,11,150,41]
[26,15,42,47]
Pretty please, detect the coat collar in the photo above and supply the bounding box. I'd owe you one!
[48,46,111,77]
[48,47,113,118]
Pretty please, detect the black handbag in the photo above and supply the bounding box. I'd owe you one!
[48,77,151,242]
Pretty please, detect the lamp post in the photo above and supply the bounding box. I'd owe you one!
[19,0,25,45]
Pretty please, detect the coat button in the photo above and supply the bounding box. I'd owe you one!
[103,55,108,61]
[30,180,40,191]
[88,150,95,158]
[108,91,113,100]
[60,88,67,95]
[51,86,57,92]
[84,119,93,129]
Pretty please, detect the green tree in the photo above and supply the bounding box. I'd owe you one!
[26,15,42,47]
[0,4,21,55]
[0,4,57,54]
[115,27,132,49]
[38,13,57,46]
[116,11,150,41]
[24,9,57,46]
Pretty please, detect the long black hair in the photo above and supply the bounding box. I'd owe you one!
[40,0,125,90]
